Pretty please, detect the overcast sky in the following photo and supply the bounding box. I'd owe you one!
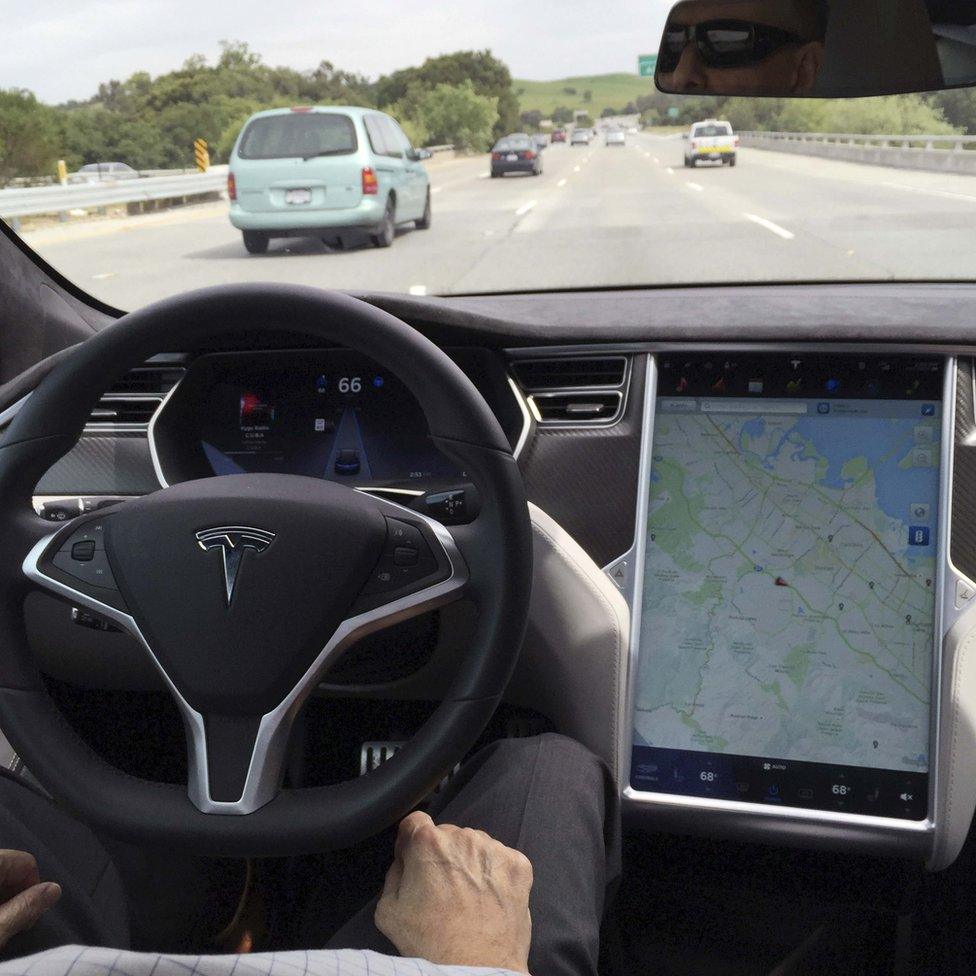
[4,0,673,104]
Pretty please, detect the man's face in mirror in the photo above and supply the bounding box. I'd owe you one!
[658,0,827,95]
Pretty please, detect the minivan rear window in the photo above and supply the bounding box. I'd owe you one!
[237,113,358,160]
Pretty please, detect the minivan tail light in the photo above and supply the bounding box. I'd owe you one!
[362,167,379,195]
[227,172,237,201]
[734,135,740,147]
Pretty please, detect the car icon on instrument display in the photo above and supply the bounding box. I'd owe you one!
[334,448,361,475]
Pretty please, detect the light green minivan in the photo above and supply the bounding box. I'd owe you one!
[228,106,432,254]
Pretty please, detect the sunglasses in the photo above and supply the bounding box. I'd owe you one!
[659,19,808,73]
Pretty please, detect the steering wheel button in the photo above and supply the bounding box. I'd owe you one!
[393,546,419,567]
[51,548,119,592]
[71,540,96,562]
[58,522,107,552]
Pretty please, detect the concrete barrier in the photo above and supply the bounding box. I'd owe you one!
[740,131,976,175]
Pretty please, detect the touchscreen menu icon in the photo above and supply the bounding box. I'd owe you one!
[908,526,931,547]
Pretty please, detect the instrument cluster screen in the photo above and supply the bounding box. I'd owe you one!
[192,351,461,484]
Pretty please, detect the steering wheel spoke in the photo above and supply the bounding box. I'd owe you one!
[345,498,468,625]
[23,511,131,617]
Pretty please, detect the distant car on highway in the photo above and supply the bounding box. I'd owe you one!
[71,162,139,184]
[551,129,567,143]
[228,106,432,254]
[490,134,543,177]
[684,120,739,168]
[570,129,591,146]
[605,128,626,147]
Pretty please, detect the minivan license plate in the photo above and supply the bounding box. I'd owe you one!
[285,188,312,205]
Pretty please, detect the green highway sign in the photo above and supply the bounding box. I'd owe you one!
[638,54,658,77]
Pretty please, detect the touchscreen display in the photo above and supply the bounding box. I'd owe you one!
[631,355,944,820]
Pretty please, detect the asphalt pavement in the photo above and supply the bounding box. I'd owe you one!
[20,133,976,309]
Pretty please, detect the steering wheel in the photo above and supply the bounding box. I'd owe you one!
[0,284,532,857]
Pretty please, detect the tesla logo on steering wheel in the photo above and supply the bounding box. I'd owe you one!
[195,526,275,607]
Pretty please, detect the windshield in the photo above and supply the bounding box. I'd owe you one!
[4,5,976,309]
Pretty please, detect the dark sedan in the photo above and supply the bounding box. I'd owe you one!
[490,134,543,177]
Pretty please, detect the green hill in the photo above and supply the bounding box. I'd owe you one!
[513,73,655,119]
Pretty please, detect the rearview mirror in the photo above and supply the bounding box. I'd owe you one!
[409,148,433,161]
[655,0,976,98]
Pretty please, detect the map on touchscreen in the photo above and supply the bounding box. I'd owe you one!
[634,397,940,775]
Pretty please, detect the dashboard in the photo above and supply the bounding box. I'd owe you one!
[11,285,976,870]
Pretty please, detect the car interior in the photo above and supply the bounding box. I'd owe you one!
[6,1,976,974]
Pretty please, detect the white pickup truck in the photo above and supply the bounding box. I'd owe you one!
[684,119,739,167]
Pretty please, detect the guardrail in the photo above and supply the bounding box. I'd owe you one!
[739,131,976,175]
[0,166,228,225]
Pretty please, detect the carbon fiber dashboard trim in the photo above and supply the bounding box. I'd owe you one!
[517,355,645,568]
[35,435,161,496]
[951,358,976,582]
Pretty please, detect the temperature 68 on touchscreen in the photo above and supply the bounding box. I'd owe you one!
[630,355,944,821]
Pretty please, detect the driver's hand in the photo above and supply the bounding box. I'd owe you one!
[375,811,532,974]
[0,850,60,950]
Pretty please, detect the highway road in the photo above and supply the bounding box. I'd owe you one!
[20,132,976,309]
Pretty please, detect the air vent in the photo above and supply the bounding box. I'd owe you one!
[107,367,185,396]
[532,391,623,424]
[512,356,627,391]
[511,354,630,427]
[86,365,185,431]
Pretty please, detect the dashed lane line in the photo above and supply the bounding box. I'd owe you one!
[743,212,795,240]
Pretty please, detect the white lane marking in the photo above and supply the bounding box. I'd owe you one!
[652,156,660,164]
[573,165,581,172]
[557,178,567,187]
[880,180,976,204]
[743,212,795,240]
[484,230,495,236]
[686,182,704,192]
[478,173,491,180]
[666,167,675,175]
[644,152,651,158]
[408,285,427,296]
[431,186,443,195]
[92,272,116,280]
[515,200,537,217]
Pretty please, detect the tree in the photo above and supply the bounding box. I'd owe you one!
[413,81,498,151]
[563,86,577,96]
[551,105,575,125]
[0,89,59,183]
[520,109,543,131]
[582,89,592,103]
[928,89,976,134]
[375,50,518,137]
